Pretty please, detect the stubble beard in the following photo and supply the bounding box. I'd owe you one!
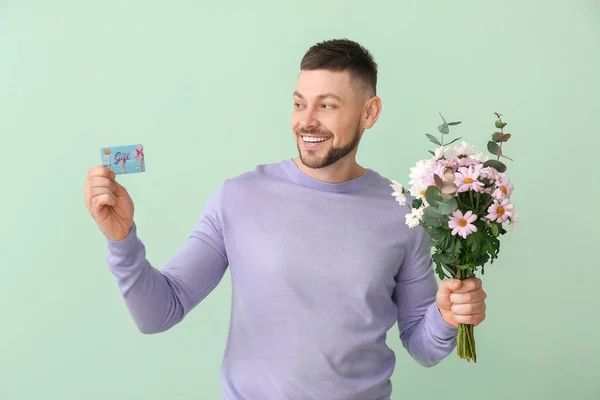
[296,123,362,169]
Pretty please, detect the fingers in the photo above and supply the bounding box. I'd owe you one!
[87,176,116,192]
[87,166,115,180]
[91,192,117,209]
[450,289,487,305]
[452,278,482,293]
[85,167,117,211]
[438,278,463,295]
[452,312,486,326]
[451,300,486,316]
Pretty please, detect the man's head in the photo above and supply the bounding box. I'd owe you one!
[291,39,382,170]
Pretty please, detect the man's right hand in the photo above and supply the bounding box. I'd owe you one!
[84,166,135,241]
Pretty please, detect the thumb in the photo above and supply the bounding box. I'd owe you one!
[437,279,462,310]
[112,178,128,195]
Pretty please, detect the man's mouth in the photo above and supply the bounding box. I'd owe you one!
[301,136,329,143]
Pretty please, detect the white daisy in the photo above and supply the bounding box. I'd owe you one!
[445,141,477,159]
[390,180,407,206]
[405,207,424,228]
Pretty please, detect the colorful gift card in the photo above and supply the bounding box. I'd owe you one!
[100,144,145,175]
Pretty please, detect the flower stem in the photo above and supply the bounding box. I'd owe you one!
[457,323,477,363]
[455,266,477,363]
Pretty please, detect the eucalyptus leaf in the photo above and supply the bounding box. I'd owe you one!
[492,132,503,142]
[447,121,461,126]
[487,141,502,156]
[440,182,458,197]
[425,186,442,207]
[424,206,442,218]
[438,124,450,135]
[437,198,458,215]
[495,120,507,128]
[428,150,435,156]
[426,134,442,146]
[412,198,423,209]
[445,137,462,146]
[483,159,507,172]
[423,214,442,227]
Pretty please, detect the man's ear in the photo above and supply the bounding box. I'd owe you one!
[363,96,382,129]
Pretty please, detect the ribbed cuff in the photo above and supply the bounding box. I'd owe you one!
[426,301,458,339]
[106,223,143,262]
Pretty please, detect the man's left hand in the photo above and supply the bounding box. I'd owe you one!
[436,278,487,328]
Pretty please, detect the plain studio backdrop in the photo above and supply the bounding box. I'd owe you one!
[1,1,599,399]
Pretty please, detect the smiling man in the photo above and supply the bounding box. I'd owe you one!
[84,39,487,400]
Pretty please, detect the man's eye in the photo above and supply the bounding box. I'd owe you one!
[322,104,334,109]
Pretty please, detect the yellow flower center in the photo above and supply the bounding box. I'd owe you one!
[458,218,468,227]
[420,190,425,196]
[464,177,474,184]
[497,206,505,215]
[500,186,507,195]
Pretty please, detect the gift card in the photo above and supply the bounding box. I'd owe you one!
[100,144,145,175]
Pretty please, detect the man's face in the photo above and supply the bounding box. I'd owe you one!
[290,70,368,169]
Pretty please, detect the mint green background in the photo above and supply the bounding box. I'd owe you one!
[1,1,599,399]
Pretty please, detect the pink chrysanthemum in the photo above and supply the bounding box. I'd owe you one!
[493,174,514,200]
[455,165,485,193]
[448,210,478,239]
[487,198,514,223]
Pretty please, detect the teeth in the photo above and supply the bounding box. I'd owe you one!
[303,136,328,142]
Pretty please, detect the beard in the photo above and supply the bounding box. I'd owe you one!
[295,123,362,169]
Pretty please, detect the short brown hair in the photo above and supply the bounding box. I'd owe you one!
[300,38,378,96]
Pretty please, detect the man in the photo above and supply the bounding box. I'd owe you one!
[84,39,486,400]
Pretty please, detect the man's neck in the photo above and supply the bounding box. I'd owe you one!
[292,157,368,184]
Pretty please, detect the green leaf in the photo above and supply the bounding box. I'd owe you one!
[428,227,446,243]
[426,134,441,146]
[483,159,507,173]
[423,206,444,228]
[423,214,442,227]
[438,123,449,135]
[491,223,499,237]
[428,150,435,156]
[492,132,503,142]
[487,141,502,156]
[433,252,454,265]
[445,137,462,146]
[412,198,423,209]
[473,254,489,266]
[450,237,463,259]
[424,206,442,218]
[447,121,461,126]
[495,120,507,128]
[425,186,442,207]
[439,112,447,124]
[437,198,458,215]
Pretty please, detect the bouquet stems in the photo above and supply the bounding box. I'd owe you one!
[456,266,476,363]
[457,321,476,362]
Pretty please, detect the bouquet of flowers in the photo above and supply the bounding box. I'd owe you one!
[390,112,517,363]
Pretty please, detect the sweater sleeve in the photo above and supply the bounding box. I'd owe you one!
[393,225,458,367]
[105,186,228,334]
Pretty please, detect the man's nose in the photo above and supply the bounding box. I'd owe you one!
[299,108,318,130]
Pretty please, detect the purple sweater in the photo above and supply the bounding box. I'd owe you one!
[106,158,458,400]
